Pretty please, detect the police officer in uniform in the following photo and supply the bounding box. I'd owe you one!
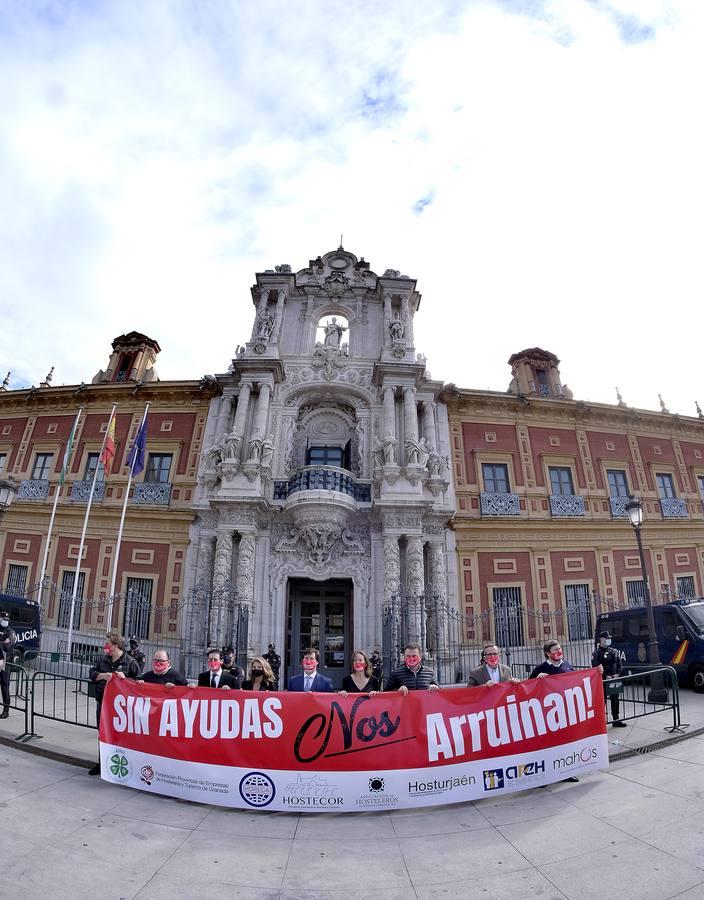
[370,648,383,687]
[221,646,244,688]
[128,636,147,675]
[592,630,626,727]
[0,611,17,718]
[263,643,281,688]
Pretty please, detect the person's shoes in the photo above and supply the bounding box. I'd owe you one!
[88,763,101,776]
[0,709,9,719]
[562,776,579,783]
[612,720,627,728]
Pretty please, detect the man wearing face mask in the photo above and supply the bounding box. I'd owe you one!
[529,640,575,679]
[220,645,244,689]
[88,632,141,775]
[0,611,17,719]
[383,643,439,695]
[288,648,334,692]
[128,636,147,675]
[197,649,240,689]
[139,649,188,687]
[592,630,626,727]
[467,644,521,688]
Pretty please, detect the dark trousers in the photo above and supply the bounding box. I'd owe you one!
[0,666,10,710]
[605,690,620,721]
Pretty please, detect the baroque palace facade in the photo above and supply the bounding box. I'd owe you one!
[3,253,704,682]
[443,347,704,652]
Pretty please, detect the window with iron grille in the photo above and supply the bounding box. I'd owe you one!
[492,587,524,647]
[656,473,676,499]
[84,453,105,482]
[626,579,646,608]
[483,463,510,494]
[32,453,53,480]
[607,470,629,497]
[565,583,592,640]
[123,577,153,639]
[549,467,574,496]
[6,564,28,596]
[144,454,172,483]
[676,575,696,599]
[58,570,85,630]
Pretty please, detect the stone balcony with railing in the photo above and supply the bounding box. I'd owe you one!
[17,479,49,501]
[70,480,106,502]
[133,482,172,505]
[549,494,585,517]
[609,496,629,518]
[480,491,520,517]
[660,497,688,518]
[274,465,371,507]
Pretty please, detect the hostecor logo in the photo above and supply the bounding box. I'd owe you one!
[483,769,504,791]
[239,772,276,808]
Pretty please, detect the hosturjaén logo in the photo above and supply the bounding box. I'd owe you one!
[239,772,276,807]
[109,753,129,779]
[368,777,385,793]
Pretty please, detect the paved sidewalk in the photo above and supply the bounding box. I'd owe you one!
[3,734,704,899]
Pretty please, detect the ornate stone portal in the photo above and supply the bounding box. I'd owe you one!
[187,248,456,682]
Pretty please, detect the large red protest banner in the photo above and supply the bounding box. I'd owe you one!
[99,669,608,811]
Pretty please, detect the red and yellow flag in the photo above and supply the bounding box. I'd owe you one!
[100,413,116,475]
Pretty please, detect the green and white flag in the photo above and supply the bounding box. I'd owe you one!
[60,409,81,484]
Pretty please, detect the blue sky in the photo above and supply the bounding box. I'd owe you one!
[1,0,702,415]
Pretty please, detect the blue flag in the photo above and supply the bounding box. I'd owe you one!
[127,415,148,476]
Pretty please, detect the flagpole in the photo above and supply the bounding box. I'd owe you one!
[66,404,117,654]
[107,402,150,629]
[38,406,83,610]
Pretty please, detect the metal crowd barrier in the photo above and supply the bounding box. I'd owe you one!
[602,665,685,734]
[19,671,98,742]
[4,662,30,737]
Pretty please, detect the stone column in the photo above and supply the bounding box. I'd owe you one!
[211,531,233,647]
[401,296,412,348]
[383,535,401,662]
[248,383,271,460]
[427,541,448,646]
[215,394,233,437]
[271,289,286,341]
[226,383,251,464]
[403,386,418,464]
[195,533,215,590]
[235,533,256,610]
[405,536,425,645]
[382,386,397,464]
[383,293,392,345]
[422,401,436,451]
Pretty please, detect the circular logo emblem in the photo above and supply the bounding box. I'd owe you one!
[239,772,276,807]
[368,777,385,793]
[109,753,129,779]
[140,765,155,784]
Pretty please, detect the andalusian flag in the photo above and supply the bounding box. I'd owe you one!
[100,411,117,475]
[59,410,81,484]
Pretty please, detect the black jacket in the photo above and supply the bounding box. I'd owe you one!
[529,660,575,678]
[89,651,141,703]
[197,671,240,689]
[592,645,622,679]
[221,665,244,688]
[342,674,380,693]
[241,678,277,691]
[384,664,437,691]
[140,668,188,686]
[0,626,17,662]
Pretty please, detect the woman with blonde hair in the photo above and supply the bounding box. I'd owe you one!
[242,656,277,691]
[338,649,380,696]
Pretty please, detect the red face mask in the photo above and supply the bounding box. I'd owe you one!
[153,661,169,673]
[485,654,500,666]
[208,659,221,671]
[405,655,420,667]
[302,659,317,671]
[550,650,563,661]
[103,644,112,655]
[353,661,366,671]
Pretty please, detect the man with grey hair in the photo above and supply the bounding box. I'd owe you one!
[139,649,187,687]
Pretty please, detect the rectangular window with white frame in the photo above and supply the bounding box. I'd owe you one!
[84,453,105,483]
[549,466,574,496]
[32,453,53,480]
[0,453,6,474]
[58,570,85,630]
[482,463,510,494]
[676,575,696,599]
[656,473,676,499]
[6,564,28,595]
[607,469,629,498]
[144,454,172,483]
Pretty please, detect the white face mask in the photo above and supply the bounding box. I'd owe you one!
[600,639,612,647]
[0,619,8,628]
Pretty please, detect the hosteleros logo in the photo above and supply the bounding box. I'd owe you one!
[356,775,399,808]
[483,760,546,791]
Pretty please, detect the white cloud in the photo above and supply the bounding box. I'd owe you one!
[0,0,702,416]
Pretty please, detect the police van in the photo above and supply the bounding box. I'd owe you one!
[0,592,42,661]
[595,598,704,692]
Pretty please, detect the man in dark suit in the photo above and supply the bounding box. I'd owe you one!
[197,648,240,690]
[467,644,521,688]
[288,648,334,692]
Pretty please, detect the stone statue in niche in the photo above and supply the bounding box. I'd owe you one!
[405,437,422,465]
[427,450,442,478]
[260,437,274,468]
[382,436,398,465]
[257,313,275,339]
[389,315,404,341]
[323,317,346,348]
[247,433,263,462]
[222,429,242,460]
[416,437,430,468]
[353,420,364,474]
[372,436,385,471]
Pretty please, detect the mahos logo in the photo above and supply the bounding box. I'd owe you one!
[239,772,276,807]
[553,746,598,770]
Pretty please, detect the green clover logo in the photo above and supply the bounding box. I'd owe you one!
[109,753,129,778]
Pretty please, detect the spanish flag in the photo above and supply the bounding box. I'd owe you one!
[99,412,117,475]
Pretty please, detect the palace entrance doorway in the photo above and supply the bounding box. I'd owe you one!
[286,578,352,689]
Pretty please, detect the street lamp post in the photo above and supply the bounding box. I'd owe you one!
[624,495,668,702]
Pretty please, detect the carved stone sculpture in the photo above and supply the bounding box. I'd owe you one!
[389,316,404,340]
[222,429,242,460]
[257,313,275,339]
[247,434,263,462]
[323,317,346,348]
[382,436,398,465]
[260,437,274,468]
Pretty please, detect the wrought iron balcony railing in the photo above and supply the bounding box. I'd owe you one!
[17,479,49,501]
[610,496,629,518]
[480,491,520,517]
[133,482,172,505]
[660,497,688,518]
[549,494,585,517]
[274,466,371,503]
[70,480,105,502]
